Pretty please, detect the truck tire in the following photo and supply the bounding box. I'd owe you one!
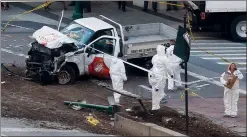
[39,71,52,85]
[230,15,246,42]
[57,65,76,85]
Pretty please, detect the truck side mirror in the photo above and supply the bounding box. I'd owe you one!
[86,48,92,57]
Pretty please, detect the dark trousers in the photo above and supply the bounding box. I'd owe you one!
[70,1,91,12]
[143,1,157,12]
[167,1,178,11]
[118,1,126,11]
[85,1,91,12]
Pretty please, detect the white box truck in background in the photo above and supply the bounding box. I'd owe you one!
[185,1,246,41]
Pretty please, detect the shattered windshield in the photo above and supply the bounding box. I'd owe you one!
[60,22,95,48]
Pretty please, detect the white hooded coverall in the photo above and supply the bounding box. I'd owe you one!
[166,44,183,90]
[220,64,243,116]
[151,45,173,110]
[109,57,127,104]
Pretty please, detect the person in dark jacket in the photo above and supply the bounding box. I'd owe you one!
[118,1,126,12]
[85,1,91,13]
[166,1,178,11]
[143,1,157,12]
[69,1,91,12]
[1,2,9,10]
[68,1,75,6]
[44,1,67,11]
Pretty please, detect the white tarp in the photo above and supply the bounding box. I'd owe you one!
[32,26,76,49]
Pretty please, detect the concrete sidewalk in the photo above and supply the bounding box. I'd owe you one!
[165,96,246,136]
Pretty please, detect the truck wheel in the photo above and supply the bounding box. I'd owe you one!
[230,15,246,42]
[57,65,76,85]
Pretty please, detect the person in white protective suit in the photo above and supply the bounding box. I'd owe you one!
[166,40,183,91]
[220,63,243,118]
[150,45,173,110]
[109,56,127,105]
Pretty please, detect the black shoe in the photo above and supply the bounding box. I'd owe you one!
[122,9,126,12]
[166,9,171,11]
[153,9,157,13]
[142,9,148,12]
[44,6,50,11]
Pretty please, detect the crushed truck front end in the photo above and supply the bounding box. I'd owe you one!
[25,24,89,85]
[25,40,77,85]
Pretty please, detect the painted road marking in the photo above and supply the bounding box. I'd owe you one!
[217,62,246,65]
[1,48,28,58]
[191,47,246,50]
[202,57,246,60]
[191,50,245,53]
[192,39,246,43]
[191,43,246,46]
[195,84,210,88]
[181,70,246,94]
[238,67,246,70]
[139,71,246,95]
[139,85,152,91]
[191,54,246,56]
[1,128,81,132]
[1,22,35,31]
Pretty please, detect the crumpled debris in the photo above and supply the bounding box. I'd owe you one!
[71,105,82,111]
[125,108,132,112]
[69,100,87,111]
[1,81,6,84]
[110,118,115,121]
[162,117,173,124]
[86,116,100,126]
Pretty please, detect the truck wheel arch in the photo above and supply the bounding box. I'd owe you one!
[230,15,246,42]
[57,62,79,85]
[65,62,80,77]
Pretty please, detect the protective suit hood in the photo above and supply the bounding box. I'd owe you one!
[156,45,166,56]
[227,63,236,72]
[111,57,119,65]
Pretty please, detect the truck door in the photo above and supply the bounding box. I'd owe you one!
[84,36,120,78]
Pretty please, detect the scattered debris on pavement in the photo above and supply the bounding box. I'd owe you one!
[1,65,240,137]
[1,66,123,135]
[86,116,100,126]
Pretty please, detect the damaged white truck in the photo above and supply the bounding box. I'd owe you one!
[25,15,177,85]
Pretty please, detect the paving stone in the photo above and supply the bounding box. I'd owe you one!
[223,123,237,128]
[230,127,246,133]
